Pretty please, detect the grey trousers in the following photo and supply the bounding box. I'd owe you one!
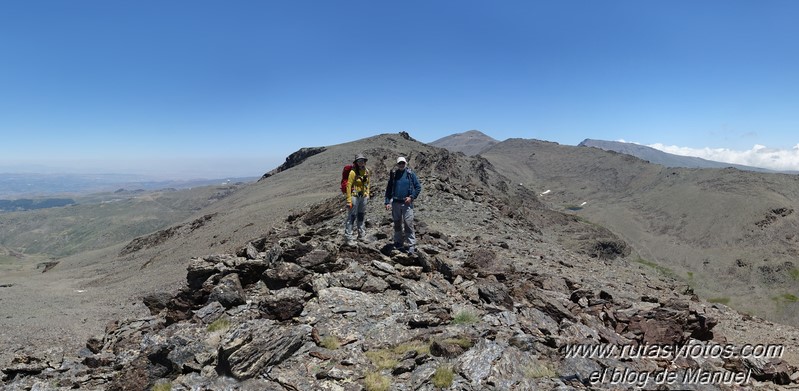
[391,201,416,249]
[345,196,368,240]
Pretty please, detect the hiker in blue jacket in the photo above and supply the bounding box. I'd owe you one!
[384,156,422,254]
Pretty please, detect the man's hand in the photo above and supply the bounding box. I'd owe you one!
[385,204,391,211]
[404,196,412,205]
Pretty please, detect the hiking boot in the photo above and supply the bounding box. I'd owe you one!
[345,239,357,247]
[406,247,415,255]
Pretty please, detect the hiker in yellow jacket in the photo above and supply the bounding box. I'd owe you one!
[345,154,370,245]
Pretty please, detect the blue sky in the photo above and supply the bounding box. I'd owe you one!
[1,1,798,178]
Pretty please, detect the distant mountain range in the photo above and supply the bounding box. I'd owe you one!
[0,173,257,199]
[578,139,780,173]
[430,131,791,174]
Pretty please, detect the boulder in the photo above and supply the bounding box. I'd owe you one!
[263,261,308,290]
[208,273,246,308]
[218,320,311,380]
[260,287,309,321]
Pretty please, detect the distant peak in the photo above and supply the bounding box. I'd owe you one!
[429,130,499,156]
[578,138,616,147]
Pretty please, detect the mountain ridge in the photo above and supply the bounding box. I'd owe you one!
[578,138,781,173]
[3,132,799,389]
[479,138,799,326]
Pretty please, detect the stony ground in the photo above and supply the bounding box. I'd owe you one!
[4,140,799,390]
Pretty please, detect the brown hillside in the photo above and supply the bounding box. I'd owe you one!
[4,133,799,390]
[480,138,799,325]
[1,132,506,365]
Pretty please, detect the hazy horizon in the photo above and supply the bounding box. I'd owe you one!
[0,157,278,180]
[4,132,799,179]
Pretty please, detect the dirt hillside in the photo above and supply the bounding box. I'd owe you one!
[4,132,799,390]
[480,138,799,325]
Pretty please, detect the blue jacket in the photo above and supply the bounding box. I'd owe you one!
[384,168,422,205]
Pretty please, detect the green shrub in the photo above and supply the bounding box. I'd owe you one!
[452,310,479,325]
[633,258,676,278]
[789,268,799,281]
[443,337,474,349]
[364,371,390,391]
[781,293,798,302]
[524,361,557,379]
[365,341,430,370]
[393,341,430,356]
[635,257,656,267]
[320,335,341,350]
[206,317,231,332]
[432,364,454,388]
[365,349,399,370]
[151,382,172,391]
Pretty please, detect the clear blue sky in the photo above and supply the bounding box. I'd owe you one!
[2,0,798,177]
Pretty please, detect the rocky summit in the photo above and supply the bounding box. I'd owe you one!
[3,133,799,390]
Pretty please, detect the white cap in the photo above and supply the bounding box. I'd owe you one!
[396,156,407,164]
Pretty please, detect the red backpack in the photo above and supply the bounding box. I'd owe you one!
[340,164,353,194]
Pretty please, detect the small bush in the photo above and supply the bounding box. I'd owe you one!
[393,341,430,356]
[432,364,454,388]
[452,310,479,325]
[524,361,557,379]
[634,258,676,278]
[207,317,231,332]
[364,371,390,391]
[443,337,474,349]
[365,349,399,370]
[789,268,799,281]
[320,335,341,350]
[782,293,798,302]
[151,382,172,391]
[708,297,731,305]
[366,341,431,370]
[635,257,656,268]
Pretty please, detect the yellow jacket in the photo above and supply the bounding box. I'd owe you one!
[346,167,370,203]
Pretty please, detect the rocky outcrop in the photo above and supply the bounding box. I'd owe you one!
[119,213,217,256]
[260,146,327,180]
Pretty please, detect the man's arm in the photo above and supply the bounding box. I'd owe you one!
[346,170,356,206]
[364,169,370,198]
[411,172,422,199]
[384,170,394,205]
